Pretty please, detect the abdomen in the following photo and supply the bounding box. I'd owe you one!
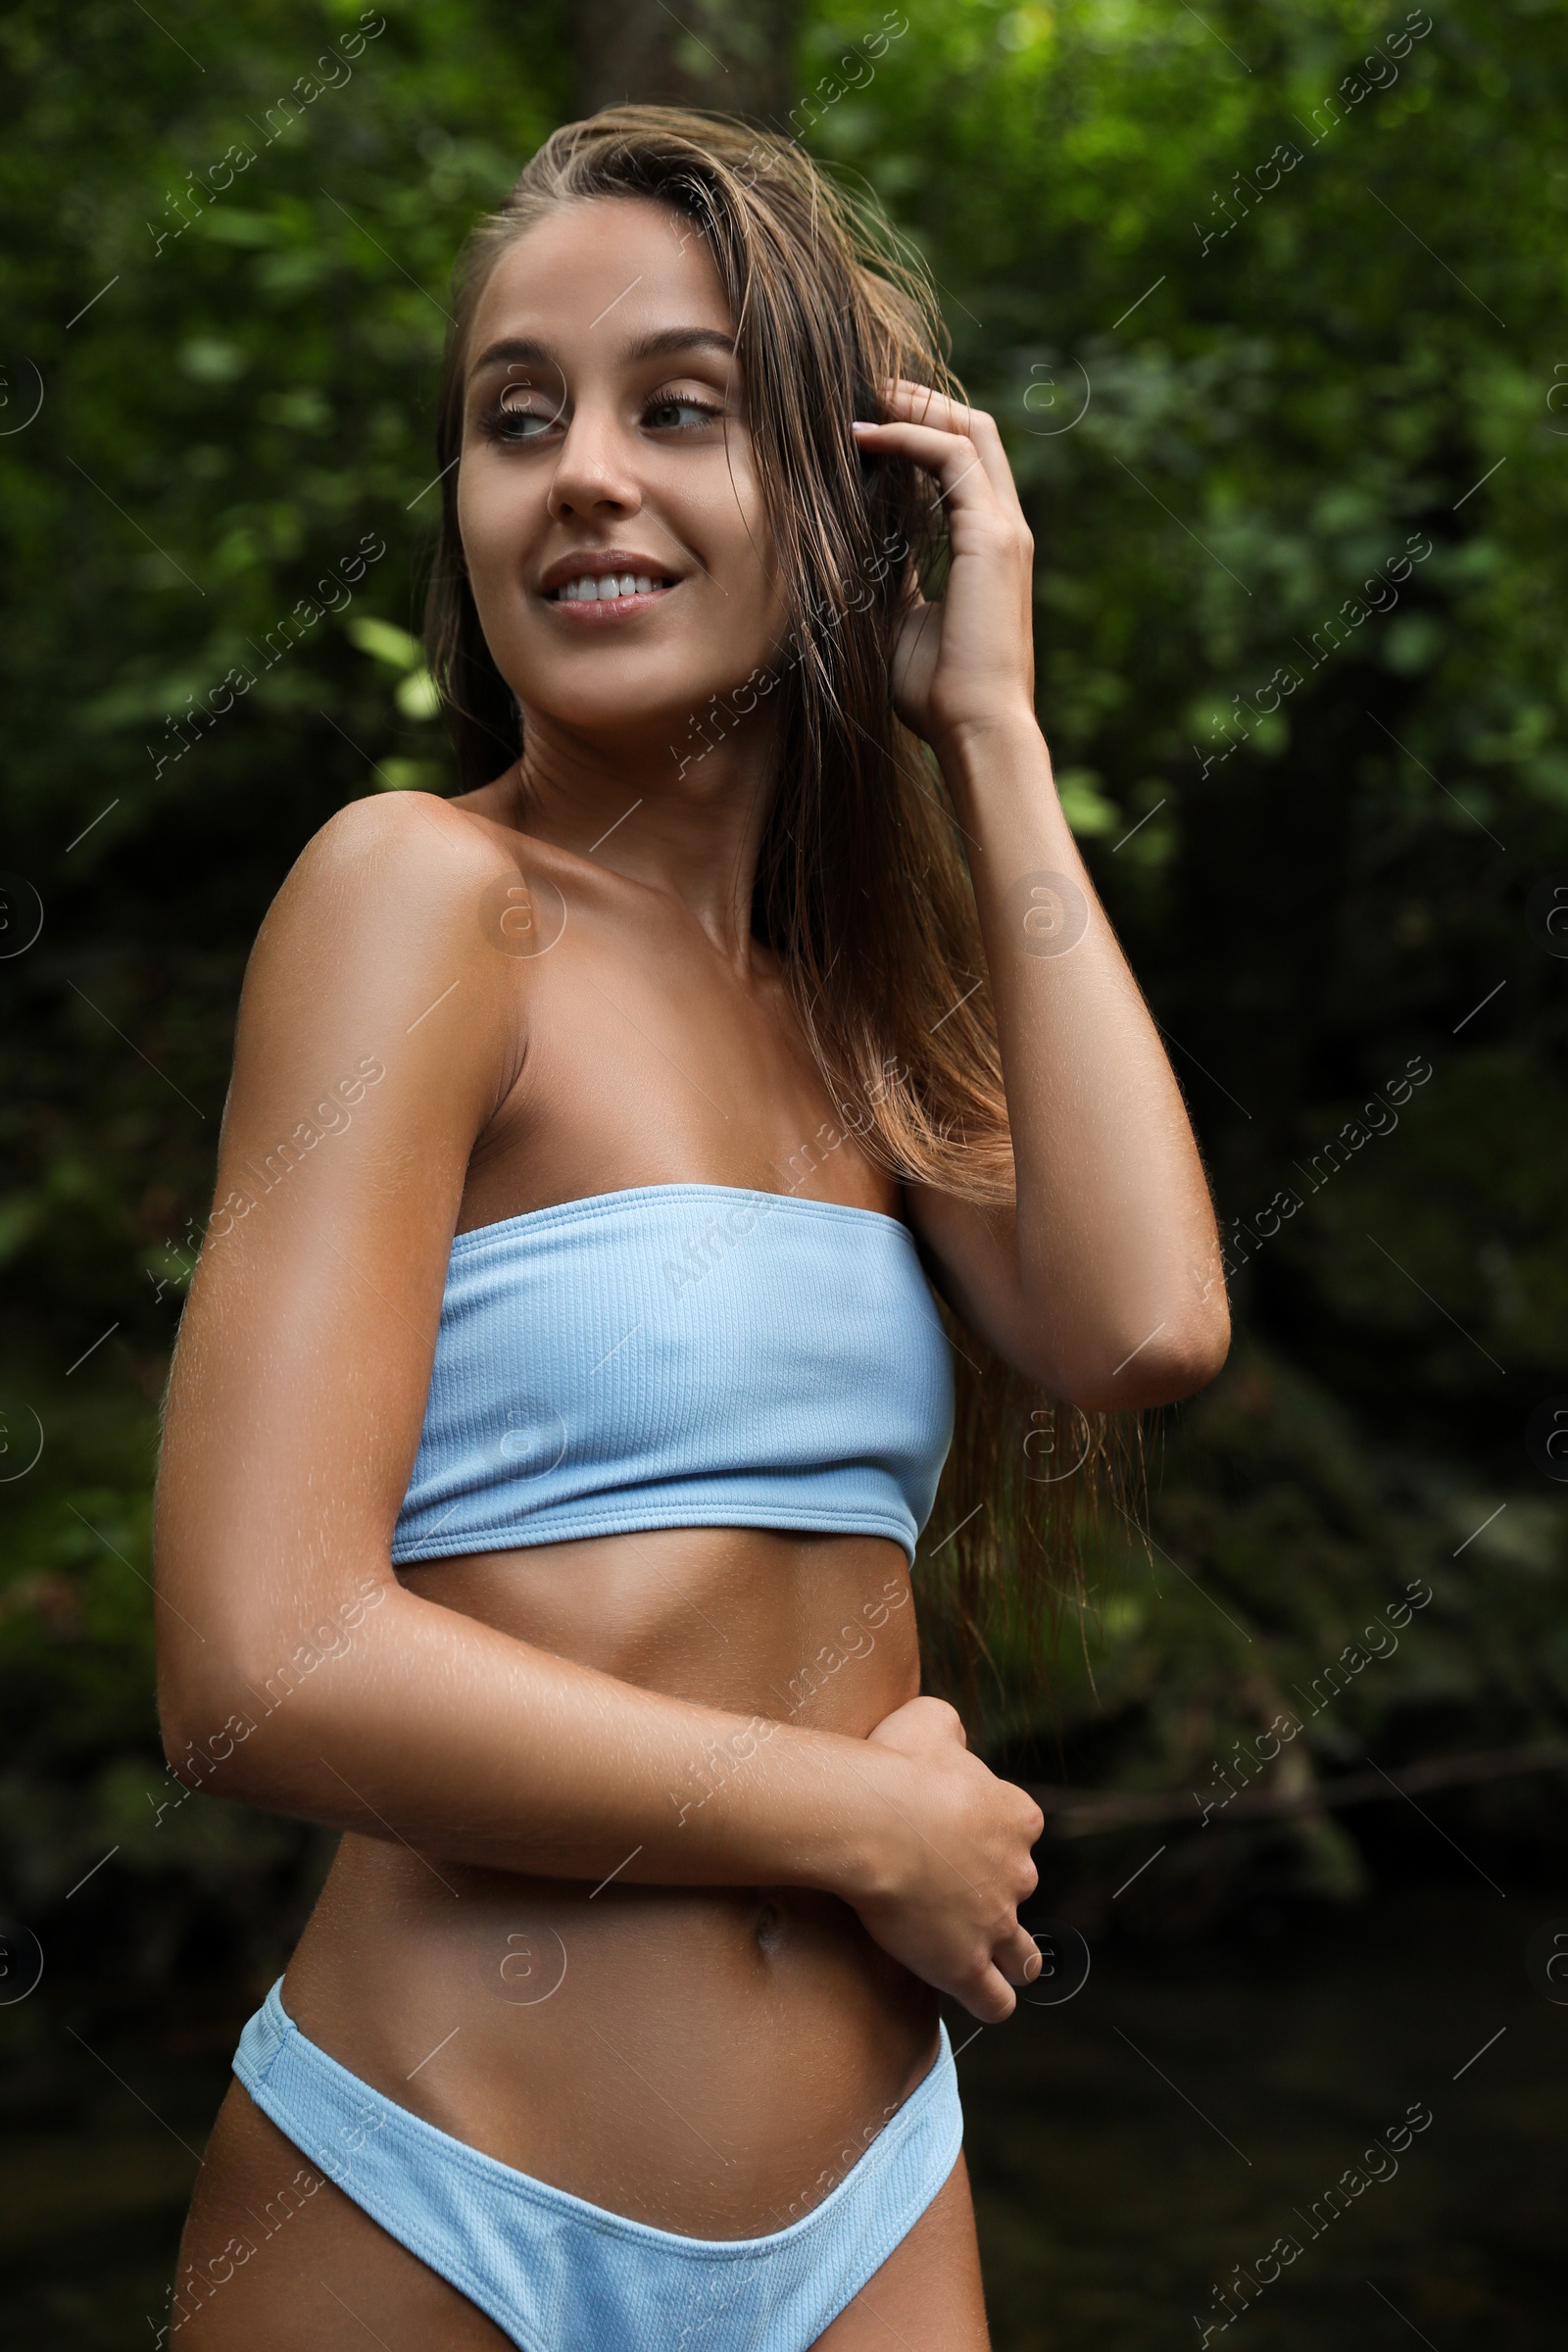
[275,1525,939,2236]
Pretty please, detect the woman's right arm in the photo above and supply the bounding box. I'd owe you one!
[153,793,1043,2019]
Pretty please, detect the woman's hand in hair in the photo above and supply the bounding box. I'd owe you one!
[852,378,1037,758]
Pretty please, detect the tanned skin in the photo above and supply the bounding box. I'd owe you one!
[155,195,1229,2345]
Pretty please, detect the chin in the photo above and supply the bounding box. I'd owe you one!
[523,681,713,748]
[511,641,749,746]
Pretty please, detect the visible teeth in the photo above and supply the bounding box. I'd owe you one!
[555,570,667,600]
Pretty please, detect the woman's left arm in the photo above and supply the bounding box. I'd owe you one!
[854,380,1230,1409]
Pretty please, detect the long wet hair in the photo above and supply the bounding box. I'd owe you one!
[423,106,1145,1725]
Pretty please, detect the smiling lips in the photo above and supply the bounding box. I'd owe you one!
[541,559,678,618]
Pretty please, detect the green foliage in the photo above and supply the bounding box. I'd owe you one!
[1,0,1565,1975]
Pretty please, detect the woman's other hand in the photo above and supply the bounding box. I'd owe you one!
[848,1693,1045,2022]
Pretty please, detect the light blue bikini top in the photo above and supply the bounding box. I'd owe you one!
[390,1184,956,1569]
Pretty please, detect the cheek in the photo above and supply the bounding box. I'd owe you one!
[695,478,785,630]
[458,452,539,609]
[649,426,775,598]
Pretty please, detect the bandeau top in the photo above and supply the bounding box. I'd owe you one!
[390,1184,956,1569]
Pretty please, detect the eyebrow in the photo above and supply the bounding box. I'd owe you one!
[467,326,736,382]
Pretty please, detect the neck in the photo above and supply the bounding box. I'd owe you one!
[511,702,784,969]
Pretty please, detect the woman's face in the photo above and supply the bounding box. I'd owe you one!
[459,195,788,754]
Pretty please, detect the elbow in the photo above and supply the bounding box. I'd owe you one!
[155,1568,397,1815]
[158,1639,236,1788]
[157,1643,331,1814]
[152,1559,276,1803]
[1111,1329,1231,1409]
[159,1675,271,1806]
[1054,1305,1233,1412]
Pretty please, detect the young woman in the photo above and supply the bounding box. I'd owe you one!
[155,107,1229,2350]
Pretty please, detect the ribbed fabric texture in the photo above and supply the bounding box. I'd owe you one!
[390,1186,956,1569]
[234,1981,963,2351]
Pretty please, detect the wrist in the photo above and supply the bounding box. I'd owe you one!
[807,1732,915,1907]
[931,706,1049,782]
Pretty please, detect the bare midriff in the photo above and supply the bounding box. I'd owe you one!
[278,1522,940,2240]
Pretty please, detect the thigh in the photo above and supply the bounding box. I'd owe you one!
[169,2079,513,2348]
[811,2151,992,2351]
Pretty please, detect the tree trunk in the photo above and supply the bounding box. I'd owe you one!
[573,0,799,124]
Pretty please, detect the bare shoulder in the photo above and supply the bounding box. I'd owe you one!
[211,792,547,1224]
[263,789,527,942]
[241,791,535,1042]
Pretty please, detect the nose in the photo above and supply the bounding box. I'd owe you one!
[546,399,643,526]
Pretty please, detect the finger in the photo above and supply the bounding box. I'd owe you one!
[881,377,987,442]
[851,417,1005,523]
[995,1921,1046,1985]
[956,1961,1019,2024]
[877,378,1024,517]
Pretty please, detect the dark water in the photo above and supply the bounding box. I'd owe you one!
[970,1887,1568,2349]
[3,1888,1563,2346]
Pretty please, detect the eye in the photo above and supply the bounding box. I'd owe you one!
[643,390,724,432]
[477,384,562,445]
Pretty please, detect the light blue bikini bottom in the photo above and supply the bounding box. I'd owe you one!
[233,1980,963,2351]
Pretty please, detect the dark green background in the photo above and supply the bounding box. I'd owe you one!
[2,1,1565,2341]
